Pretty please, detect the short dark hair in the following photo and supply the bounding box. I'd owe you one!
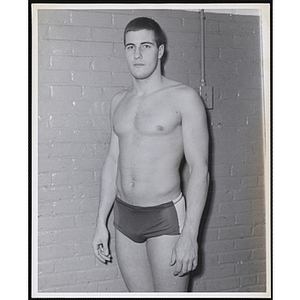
[124,17,166,47]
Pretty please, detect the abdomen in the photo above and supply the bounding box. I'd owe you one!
[116,133,184,206]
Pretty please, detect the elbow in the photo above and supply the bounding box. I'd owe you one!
[201,167,210,184]
[205,170,210,185]
[188,161,209,176]
[188,163,209,184]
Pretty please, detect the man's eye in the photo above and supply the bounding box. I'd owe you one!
[126,46,134,50]
[142,44,151,49]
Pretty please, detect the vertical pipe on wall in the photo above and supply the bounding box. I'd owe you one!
[199,9,213,109]
[200,9,206,87]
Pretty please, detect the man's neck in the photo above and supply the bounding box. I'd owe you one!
[131,72,165,97]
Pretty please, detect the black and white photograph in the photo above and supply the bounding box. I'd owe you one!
[30,2,272,298]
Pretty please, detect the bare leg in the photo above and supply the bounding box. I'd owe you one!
[115,229,155,292]
[146,235,190,292]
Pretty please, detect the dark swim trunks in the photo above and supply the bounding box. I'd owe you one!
[113,193,186,243]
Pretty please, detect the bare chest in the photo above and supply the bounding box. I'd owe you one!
[113,97,181,137]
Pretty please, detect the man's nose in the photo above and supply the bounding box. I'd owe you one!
[134,47,142,59]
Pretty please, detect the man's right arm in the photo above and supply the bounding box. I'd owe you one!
[92,93,121,263]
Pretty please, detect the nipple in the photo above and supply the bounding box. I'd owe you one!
[156,125,164,131]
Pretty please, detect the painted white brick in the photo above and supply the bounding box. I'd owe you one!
[37,9,266,293]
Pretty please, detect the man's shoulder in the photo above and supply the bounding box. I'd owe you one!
[168,82,205,114]
[110,88,131,110]
[112,88,128,102]
[167,82,201,105]
[176,84,198,97]
[164,78,197,94]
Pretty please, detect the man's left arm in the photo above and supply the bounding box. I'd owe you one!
[170,87,210,277]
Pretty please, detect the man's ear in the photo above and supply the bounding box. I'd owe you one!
[158,44,165,59]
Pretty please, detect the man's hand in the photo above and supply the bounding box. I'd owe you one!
[92,225,112,264]
[169,233,198,276]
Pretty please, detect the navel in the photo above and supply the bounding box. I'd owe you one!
[156,125,164,131]
[129,181,135,187]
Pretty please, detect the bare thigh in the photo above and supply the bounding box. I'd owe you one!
[146,235,189,292]
[115,229,155,292]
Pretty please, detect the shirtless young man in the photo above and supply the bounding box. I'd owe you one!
[92,17,209,292]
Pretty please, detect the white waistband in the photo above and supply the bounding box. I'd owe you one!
[172,192,183,205]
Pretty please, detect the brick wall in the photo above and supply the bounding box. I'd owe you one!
[37,9,266,293]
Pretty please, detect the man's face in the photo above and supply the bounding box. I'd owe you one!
[124,29,164,80]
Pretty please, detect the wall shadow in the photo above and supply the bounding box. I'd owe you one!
[161,28,168,76]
